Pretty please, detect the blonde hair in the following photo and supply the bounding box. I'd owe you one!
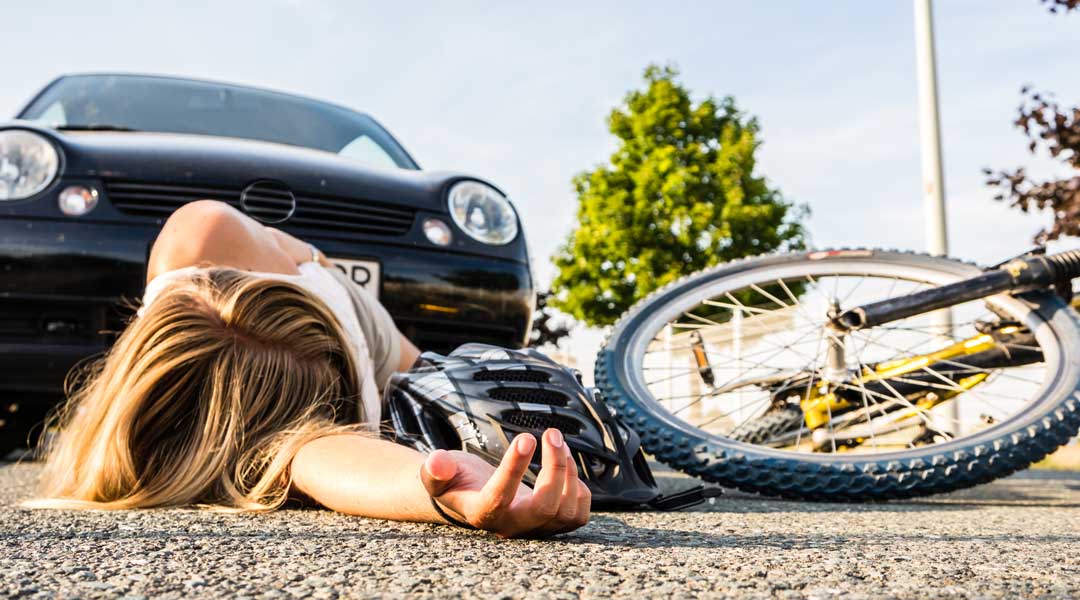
[27,268,366,511]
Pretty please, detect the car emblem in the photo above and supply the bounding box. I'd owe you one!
[240,180,296,224]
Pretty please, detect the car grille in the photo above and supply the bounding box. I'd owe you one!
[241,180,295,224]
[104,180,416,236]
[106,182,239,217]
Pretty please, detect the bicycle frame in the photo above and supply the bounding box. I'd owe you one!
[795,249,1080,440]
[834,249,1080,332]
[800,328,1015,430]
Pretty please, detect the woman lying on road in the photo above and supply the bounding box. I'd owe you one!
[28,200,590,538]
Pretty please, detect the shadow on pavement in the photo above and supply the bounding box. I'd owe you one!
[653,470,1080,511]
[555,515,1080,549]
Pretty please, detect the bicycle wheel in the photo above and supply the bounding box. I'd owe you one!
[596,249,1080,500]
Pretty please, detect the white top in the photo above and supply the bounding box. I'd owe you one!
[138,261,381,425]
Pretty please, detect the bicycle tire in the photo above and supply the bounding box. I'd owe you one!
[596,249,1080,500]
[730,405,805,446]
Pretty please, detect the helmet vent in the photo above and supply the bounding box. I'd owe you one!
[473,369,550,383]
[488,388,568,406]
[503,410,581,435]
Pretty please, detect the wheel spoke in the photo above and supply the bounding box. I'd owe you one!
[643,324,822,385]
[623,262,1053,458]
[749,282,791,309]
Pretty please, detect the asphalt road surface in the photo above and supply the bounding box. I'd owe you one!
[2,461,1078,599]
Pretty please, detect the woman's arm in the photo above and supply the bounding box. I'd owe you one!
[290,434,446,522]
[290,429,590,538]
[396,334,420,371]
[263,225,336,269]
[147,200,301,282]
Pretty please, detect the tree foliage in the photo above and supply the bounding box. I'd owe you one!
[985,89,1080,243]
[527,290,574,348]
[1042,0,1079,14]
[550,65,807,326]
[985,4,1080,243]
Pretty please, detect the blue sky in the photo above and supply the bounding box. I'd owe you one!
[3,0,1078,371]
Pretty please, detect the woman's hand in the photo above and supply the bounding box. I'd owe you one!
[419,429,591,538]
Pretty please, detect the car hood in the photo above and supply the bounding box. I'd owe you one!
[24,125,491,212]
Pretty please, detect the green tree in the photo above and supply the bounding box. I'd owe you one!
[551,64,807,326]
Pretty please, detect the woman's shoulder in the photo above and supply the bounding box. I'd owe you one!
[138,266,212,317]
[144,265,208,293]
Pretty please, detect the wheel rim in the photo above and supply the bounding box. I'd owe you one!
[619,255,1063,461]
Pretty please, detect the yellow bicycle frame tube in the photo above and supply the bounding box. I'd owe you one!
[799,328,1016,429]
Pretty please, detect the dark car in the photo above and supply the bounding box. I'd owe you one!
[0,73,534,452]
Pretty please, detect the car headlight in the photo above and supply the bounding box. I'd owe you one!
[447,181,519,245]
[0,130,60,201]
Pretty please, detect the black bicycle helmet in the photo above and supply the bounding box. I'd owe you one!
[386,343,716,509]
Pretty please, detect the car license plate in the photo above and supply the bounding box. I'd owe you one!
[329,257,381,299]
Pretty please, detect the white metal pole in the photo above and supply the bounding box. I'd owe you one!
[914,0,948,257]
[914,0,959,432]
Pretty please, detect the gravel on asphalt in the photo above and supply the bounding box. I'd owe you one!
[1,461,1078,599]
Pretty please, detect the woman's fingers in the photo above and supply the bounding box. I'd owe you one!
[543,435,594,534]
[555,449,580,522]
[532,444,583,535]
[550,481,592,534]
[526,429,570,526]
[419,449,460,497]
[473,433,536,527]
[576,481,591,525]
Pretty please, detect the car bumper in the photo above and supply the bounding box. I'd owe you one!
[0,217,533,396]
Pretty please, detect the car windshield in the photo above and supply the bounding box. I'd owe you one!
[18,74,419,170]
